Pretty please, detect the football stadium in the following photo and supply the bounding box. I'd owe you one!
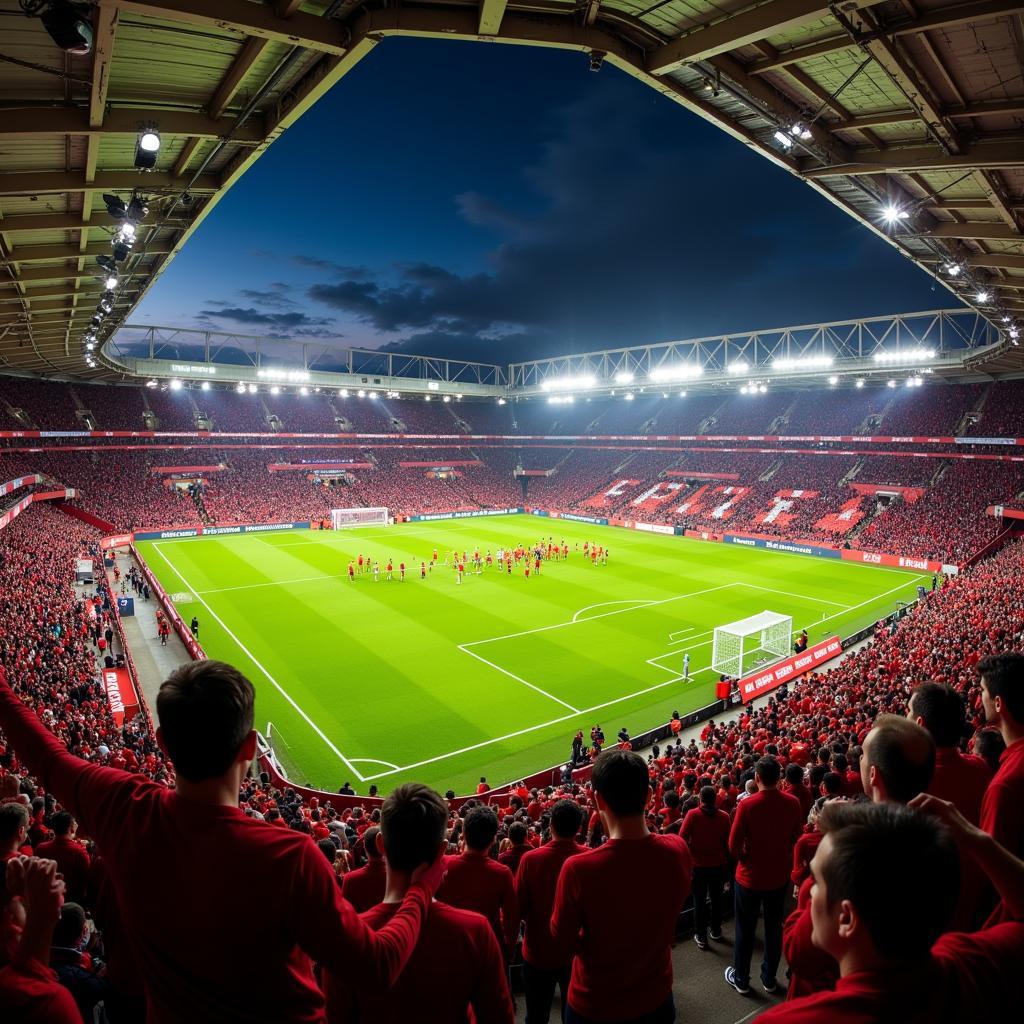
[0,2,1022,1023]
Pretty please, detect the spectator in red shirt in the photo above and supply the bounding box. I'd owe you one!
[516,799,584,1024]
[860,714,936,805]
[34,812,90,908]
[498,822,530,876]
[726,756,803,997]
[477,777,490,795]
[978,654,1024,862]
[437,805,518,958]
[681,786,730,950]
[782,763,813,821]
[0,856,83,1024]
[0,662,443,1023]
[551,748,693,1024]
[1,802,32,866]
[339,826,386,913]
[757,801,1022,1023]
[324,784,513,1024]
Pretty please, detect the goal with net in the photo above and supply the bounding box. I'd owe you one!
[329,506,389,530]
[711,610,793,678]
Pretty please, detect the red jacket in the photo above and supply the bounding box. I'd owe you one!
[339,858,386,914]
[728,788,803,891]
[437,851,518,954]
[680,806,730,868]
[515,838,584,970]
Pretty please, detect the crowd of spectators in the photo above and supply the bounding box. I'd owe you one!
[854,460,1024,564]
[73,386,149,433]
[879,382,986,437]
[0,477,1023,1020]
[854,453,943,487]
[0,379,82,431]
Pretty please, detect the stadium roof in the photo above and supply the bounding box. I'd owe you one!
[1,0,1022,381]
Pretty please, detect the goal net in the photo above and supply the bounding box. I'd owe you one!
[712,610,793,678]
[262,722,311,787]
[330,506,389,530]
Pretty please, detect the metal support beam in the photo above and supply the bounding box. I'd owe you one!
[478,0,508,36]
[2,240,174,265]
[913,222,1022,240]
[648,0,878,75]
[0,171,220,197]
[0,107,264,144]
[209,37,270,120]
[800,139,1024,177]
[973,170,1021,232]
[109,0,349,56]
[748,0,1024,74]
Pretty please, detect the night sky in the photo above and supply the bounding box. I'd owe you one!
[132,37,954,365]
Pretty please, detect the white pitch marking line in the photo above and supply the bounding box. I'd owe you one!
[151,542,368,783]
[365,575,928,781]
[349,758,401,771]
[463,583,736,648]
[572,599,654,623]
[668,626,696,641]
[198,572,346,594]
[734,581,854,608]
[458,644,580,714]
[359,668,718,782]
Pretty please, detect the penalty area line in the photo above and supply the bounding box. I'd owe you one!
[150,542,367,784]
[360,667,718,782]
[458,644,580,714]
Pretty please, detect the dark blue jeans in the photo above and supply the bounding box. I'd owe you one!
[732,881,787,988]
[566,995,675,1024]
[523,959,571,1024]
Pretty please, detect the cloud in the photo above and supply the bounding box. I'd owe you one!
[197,306,336,333]
[291,255,375,278]
[238,287,297,309]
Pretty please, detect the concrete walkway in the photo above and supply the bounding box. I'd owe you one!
[109,550,192,710]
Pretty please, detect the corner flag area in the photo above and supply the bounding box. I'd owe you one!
[135,514,925,794]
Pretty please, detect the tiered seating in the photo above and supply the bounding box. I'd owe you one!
[263,392,340,432]
[783,389,881,435]
[75,384,148,431]
[197,390,269,432]
[0,378,81,429]
[968,382,1024,438]
[880,382,986,436]
[709,391,793,435]
[855,454,942,487]
[384,398,463,433]
[144,387,196,430]
[854,460,1024,563]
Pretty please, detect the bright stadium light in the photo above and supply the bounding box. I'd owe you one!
[740,385,749,395]
[146,379,158,388]
[497,398,506,405]
[624,393,634,401]
[727,360,749,374]
[772,355,834,371]
[357,389,366,398]
[649,364,703,383]
[540,374,597,393]
[442,395,451,403]
[270,385,281,395]
[236,382,246,393]
[135,127,161,169]
[615,371,635,385]
[976,290,991,303]
[169,379,182,391]
[338,388,348,397]
[887,379,897,388]
[247,383,257,394]
[368,392,379,400]
[201,381,211,391]
[945,263,961,277]
[773,129,794,149]
[828,375,839,385]
[881,203,909,225]
[855,379,865,388]
[299,386,309,396]
[678,390,687,398]
[873,348,935,364]
[104,275,118,290]
[759,384,767,393]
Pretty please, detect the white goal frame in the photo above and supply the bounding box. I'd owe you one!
[711,610,792,678]
[330,507,389,530]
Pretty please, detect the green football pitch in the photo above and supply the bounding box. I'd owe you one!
[135,514,927,796]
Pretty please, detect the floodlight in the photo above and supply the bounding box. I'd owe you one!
[146,379,158,388]
[442,395,451,403]
[678,390,687,397]
[37,1,93,55]
[339,388,349,397]
[944,263,961,277]
[236,383,246,393]
[774,130,794,149]
[624,393,634,401]
[117,222,136,243]
[758,384,767,393]
[727,360,749,374]
[540,374,596,392]
[881,204,909,224]
[169,380,182,391]
[497,398,506,405]
[247,383,257,394]
[104,275,118,290]
[135,128,161,169]
[201,381,211,391]
[299,386,309,395]
[615,371,635,385]
[740,385,749,395]
[102,194,128,219]
[357,389,366,398]
[649,364,703,383]
[127,197,149,221]
[772,355,833,371]
[270,385,280,395]
[887,380,897,388]
[976,291,991,303]
[828,375,838,385]
[790,123,813,141]
[873,348,934,364]
[855,379,865,389]
[424,395,431,402]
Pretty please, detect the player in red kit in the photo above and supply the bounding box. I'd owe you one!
[457,562,465,585]
[348,561,355,582]
[386,560,394,581]
[399,561,406,581]
[357,553,364,575]
[524,565,530,580]
[420,561,427,580]
[534,557,541,575]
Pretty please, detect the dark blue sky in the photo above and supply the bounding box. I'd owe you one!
[133,37,953,364]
